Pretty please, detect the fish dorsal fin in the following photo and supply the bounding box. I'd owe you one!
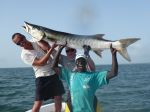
[94,34,114,42]
[94,34,105,40]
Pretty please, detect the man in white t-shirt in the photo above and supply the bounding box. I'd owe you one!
[12,33,65,112]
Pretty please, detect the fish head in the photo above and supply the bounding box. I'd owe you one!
[23,21,44,41]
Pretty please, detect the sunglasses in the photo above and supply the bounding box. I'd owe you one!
[66,49,75,53]
[16,37,25,46]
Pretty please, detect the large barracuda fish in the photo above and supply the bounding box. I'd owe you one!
[23,22,140,61]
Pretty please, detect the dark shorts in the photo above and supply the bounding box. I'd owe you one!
[35,74,65,101]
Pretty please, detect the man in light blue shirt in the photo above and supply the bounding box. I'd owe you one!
[52,44,118,112]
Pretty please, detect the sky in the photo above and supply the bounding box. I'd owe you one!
[0,0,150,68]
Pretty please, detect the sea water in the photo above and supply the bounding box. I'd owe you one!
[0,63,150,112]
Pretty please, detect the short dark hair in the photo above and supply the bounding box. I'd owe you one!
[12,33,25,40]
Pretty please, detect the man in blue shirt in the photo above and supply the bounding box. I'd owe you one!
[52,44,118,112]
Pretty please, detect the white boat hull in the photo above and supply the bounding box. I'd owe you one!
[26,102,66,112]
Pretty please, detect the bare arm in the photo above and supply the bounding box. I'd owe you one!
[37,40,50,52]
[87,57,96,71]
[106,45,118,80]
[32,42,57,66]
[83,45,96,71]
[51,45,65,74]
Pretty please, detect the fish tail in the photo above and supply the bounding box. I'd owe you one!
[117,38,140,61]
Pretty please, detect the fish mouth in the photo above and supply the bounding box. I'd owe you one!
[22,22,29,32]
[22,21,45,41]
[22,25,26,30]
[22,21,33,33]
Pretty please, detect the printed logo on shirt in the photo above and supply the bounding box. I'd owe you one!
[83,77,90,89]
[83,84,90,89]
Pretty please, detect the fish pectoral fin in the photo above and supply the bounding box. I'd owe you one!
[93,50,103,58]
